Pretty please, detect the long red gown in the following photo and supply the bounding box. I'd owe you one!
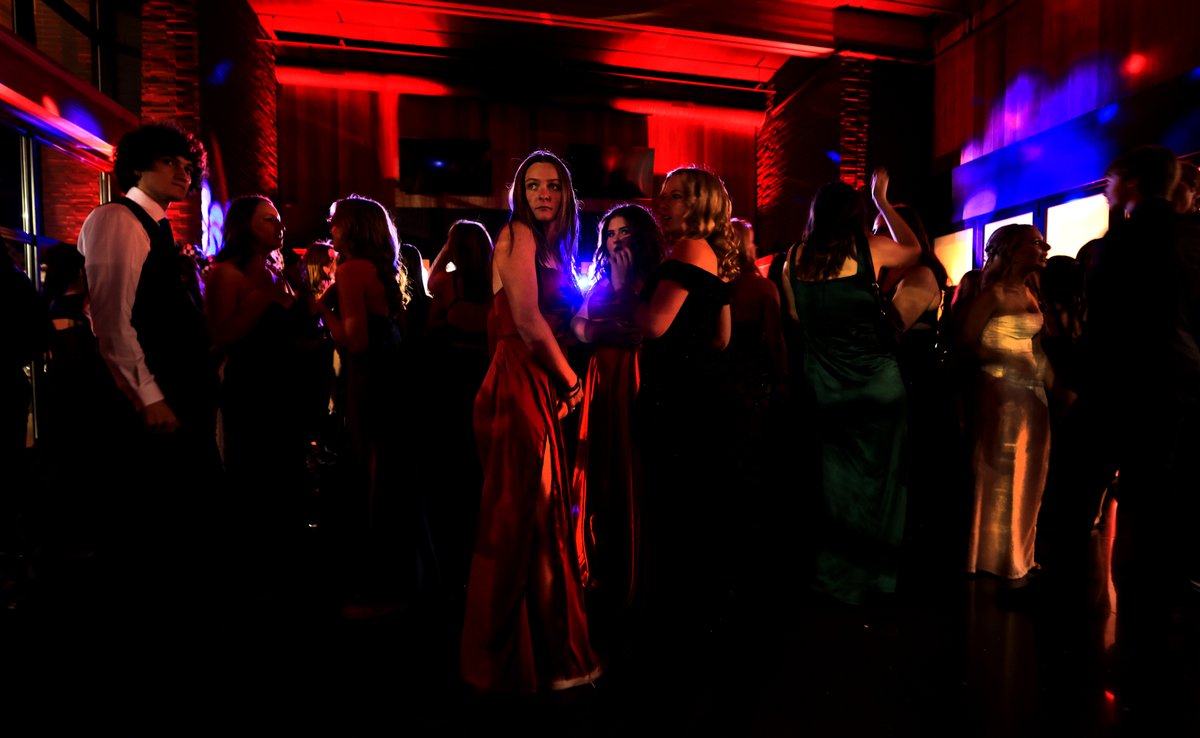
[461,263,601,693]
[571,277,641,608]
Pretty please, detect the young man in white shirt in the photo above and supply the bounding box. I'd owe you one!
[77,122,223,611]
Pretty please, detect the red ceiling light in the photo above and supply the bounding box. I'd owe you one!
[275,66,450,96]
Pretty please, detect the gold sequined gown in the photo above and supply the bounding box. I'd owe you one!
[966,312,1050,579]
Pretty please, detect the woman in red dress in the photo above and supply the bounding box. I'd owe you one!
[461,150,601,693]
[569,203,665,653]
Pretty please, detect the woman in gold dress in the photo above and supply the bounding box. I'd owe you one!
[960,224,1052,579]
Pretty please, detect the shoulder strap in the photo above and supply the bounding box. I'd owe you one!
[855,230,876,283]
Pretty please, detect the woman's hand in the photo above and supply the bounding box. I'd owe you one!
[557,375,584,419]
[610,245,633,291]
[871,166,890,204]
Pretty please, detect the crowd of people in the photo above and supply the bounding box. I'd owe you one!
[4,122,1198,721]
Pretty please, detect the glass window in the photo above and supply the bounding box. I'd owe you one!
[38,141,103,243]
[0,122,24,232]
[33,0,95,85]
[933,228,975,286]
[1046,194,1109,260]
[982,212,1034,252]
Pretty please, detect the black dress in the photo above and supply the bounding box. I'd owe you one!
[890,294,969,586]
[221,299,316,587]
[635,259,732,620]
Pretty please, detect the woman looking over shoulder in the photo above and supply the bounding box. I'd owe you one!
[461,150,600,695]
[781,167,920,605]
[635,166,738,636]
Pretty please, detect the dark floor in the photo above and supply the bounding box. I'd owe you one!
[4,487,1197,736]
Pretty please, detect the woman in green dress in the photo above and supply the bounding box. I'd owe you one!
[781,168,920,604]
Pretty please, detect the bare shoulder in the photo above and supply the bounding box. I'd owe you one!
[336,258,375,285]
[207,261,246,288]
[671,238,718,273]
[901,264,938,290]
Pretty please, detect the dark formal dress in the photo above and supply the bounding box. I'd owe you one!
[461,262,599,694]
[635,259,732,618]
[220,298,316,587]
[341,310,435,602]
[891,292,970,585]
[570,277,641,651]
[790,245,907,604]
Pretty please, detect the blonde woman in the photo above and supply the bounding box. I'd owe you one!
[635,166,738,633]
[960,223,1051,579]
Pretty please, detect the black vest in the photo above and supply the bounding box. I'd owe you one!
[118,198,217,426]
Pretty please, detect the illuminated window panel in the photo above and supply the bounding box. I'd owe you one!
[982,212,1034,253]
[1046,194,1109,260]
[933,228,974,286]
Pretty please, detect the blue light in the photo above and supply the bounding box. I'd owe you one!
[1189,66,1200,82]
[1096,103,1118,124]
[825,150,841,164]
[200,180,228,258]
[574,262,598,295]
[962,189,997,220]
[207,60,234,86]
[430,159,446,168]
[60,101,103,138]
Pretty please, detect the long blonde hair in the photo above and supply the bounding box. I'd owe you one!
[329,195,411,314]
[663,166,739,280]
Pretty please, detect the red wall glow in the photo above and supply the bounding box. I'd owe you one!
[1123,53,1148,77]
[275,67,450,97]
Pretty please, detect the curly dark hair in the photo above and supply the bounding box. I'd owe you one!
[112,122,208,194]
[591,203,664,285]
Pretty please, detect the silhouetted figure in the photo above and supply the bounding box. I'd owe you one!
[76,122,222,618]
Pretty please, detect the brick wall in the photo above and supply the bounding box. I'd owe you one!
[140,0,201,245]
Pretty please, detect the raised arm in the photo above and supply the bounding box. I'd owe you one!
[868,167,921,273]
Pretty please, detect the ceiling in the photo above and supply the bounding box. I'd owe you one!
[249,0,972,108]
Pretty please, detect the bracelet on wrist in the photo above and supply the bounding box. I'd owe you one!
[560,375,582,400]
